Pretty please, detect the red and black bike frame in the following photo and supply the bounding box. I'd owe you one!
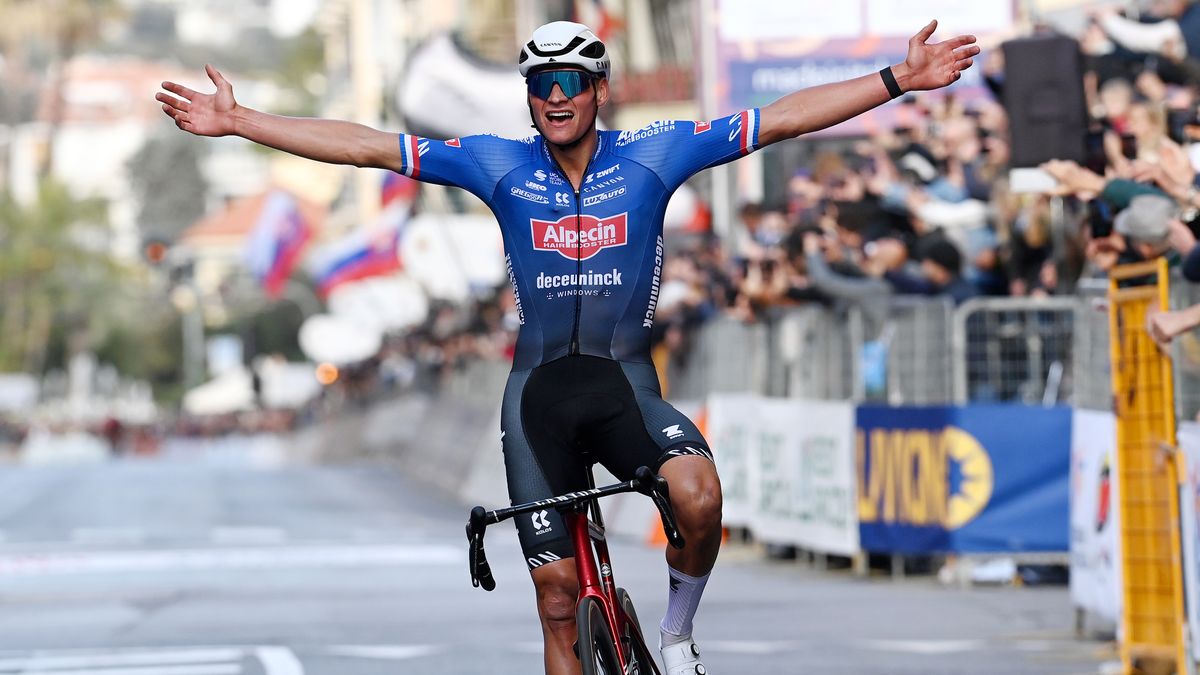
[467,465,683,674]
[565,481,657,673]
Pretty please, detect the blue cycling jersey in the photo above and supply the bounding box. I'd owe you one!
[395,109,762,371]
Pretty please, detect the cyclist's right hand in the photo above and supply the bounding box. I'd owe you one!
[156,64,238,137]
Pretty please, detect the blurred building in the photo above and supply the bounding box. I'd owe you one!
[7,56,195,261]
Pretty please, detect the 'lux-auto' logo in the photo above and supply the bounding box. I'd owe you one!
[531,213,628,261]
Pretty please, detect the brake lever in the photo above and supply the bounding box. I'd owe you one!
[467,506,496,591]
[634,466,686,550]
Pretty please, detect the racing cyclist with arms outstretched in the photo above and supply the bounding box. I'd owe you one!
[157,19,977,675]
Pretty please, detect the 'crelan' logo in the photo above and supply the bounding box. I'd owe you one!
[856,425,994,529]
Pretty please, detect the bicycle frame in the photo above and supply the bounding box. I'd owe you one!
[567,472,660,674]
[466,465,683,674]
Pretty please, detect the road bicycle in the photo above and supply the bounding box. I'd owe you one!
[466,464,685,675]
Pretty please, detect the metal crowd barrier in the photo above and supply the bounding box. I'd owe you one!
[952,297,1079,406]
[1074,279,1113,412]
[665,292,1125,409]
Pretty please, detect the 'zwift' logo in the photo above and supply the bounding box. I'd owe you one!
[531,213,628,261]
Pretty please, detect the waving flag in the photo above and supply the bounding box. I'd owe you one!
[573,0,623,42]
[307,203,411,298]
[243,191,312,299]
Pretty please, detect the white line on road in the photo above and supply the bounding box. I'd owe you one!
[856,639,988,655]
[0,544,461,577]
[325,645,445,661]
[254,647,303,675]
[210,528,288,545]
[70,528,146,546]
[703,640,805,654]
[0,648,243,671]
[0,665,240,675]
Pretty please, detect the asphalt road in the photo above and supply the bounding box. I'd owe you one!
[0,439,1109,674]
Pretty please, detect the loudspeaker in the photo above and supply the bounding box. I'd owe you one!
[1002,35,1087,167]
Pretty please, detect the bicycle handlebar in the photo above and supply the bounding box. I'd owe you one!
[465,465,685,591]
[633,466,686,550]
[467,506,495,591]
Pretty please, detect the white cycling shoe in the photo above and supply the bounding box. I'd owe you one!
[659,634,707,675]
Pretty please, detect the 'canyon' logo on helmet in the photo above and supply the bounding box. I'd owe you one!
[531,213,628,260]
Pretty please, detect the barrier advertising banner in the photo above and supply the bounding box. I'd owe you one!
[1069,409,1120,627]
[856,405,1071,554]
[707,394,859,555]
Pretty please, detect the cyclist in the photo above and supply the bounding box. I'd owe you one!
[158,19,977,675]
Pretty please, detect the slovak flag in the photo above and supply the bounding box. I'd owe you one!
[243,190,312,299]
[307,202,411,298]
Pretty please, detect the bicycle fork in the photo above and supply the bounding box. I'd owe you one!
[566,505,658,675]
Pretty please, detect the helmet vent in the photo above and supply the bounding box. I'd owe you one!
[580,42,606,59]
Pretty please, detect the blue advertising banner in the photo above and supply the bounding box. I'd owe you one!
[700,0,1014,135]
[856,405,1071,554]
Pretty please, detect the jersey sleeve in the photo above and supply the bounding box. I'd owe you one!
[613,109,761,191]
[395,133,532,200]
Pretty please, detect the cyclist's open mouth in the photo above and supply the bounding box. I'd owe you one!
[546,110,575,127]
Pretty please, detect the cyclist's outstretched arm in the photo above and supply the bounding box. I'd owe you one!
[757,20,980,146]
[156,64,401,172]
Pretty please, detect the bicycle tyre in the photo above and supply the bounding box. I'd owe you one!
[617,587,657,675]
[577,596,621,675]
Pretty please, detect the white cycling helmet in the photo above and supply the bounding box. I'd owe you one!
[518,21,610,79]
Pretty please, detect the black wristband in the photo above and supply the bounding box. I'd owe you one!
[879,66,903,99]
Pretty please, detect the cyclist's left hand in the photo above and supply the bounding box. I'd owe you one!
[897,20,980,92]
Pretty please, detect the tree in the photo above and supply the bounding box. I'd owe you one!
[0,180,112,373]
[127,126,207,241]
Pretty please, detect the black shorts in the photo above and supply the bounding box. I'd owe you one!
[501,355,712,570]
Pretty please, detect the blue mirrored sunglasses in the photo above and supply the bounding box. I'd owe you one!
[526,70,595,100]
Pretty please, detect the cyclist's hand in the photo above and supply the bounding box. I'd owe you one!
[897,20,979,92]
[156,64,238,137]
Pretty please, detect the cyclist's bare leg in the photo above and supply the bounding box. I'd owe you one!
[531,559,582,675]
[658,456,723,575]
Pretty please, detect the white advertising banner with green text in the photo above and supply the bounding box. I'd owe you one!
[707,394,859,556]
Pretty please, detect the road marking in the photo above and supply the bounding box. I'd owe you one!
[211,528,288,545]
[703,640,804,654]
[0,666,240,675]
[0,648,243,671]
[0,544,461,577]
[856,639,987,655]
[70,528,146,545]
[255,647,303,675]
[325,645,444,660]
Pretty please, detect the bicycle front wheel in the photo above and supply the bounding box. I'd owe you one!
[577,596,621,675]
[617,587,657,674]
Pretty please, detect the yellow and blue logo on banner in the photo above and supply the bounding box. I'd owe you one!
[857,425,994,530]
[856,405,1070,554]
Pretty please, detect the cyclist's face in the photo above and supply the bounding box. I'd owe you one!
[528,69,608,146]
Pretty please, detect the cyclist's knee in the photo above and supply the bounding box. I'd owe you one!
[662,461,723,531]
[681,481,723,532]
[531,561,579,625]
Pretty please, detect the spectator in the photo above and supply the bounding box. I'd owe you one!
[887,237,980,305]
